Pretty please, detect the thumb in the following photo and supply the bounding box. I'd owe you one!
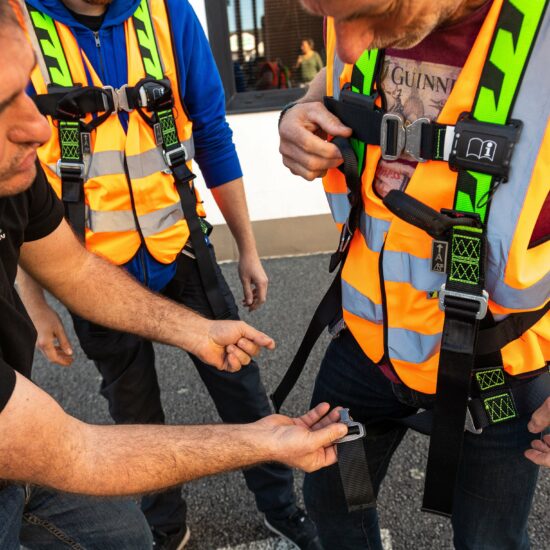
[55,325,73,356]
[241,323,276,350]
[309,104,352,138]
[309,422,348,448]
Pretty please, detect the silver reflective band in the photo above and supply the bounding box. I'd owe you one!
[56,160,85,178]
[438,285,489,320]
[380,113,430,162]
[335,408,366,444]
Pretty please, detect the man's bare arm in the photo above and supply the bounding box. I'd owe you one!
[19,219,274,371]
[211,178,268,311]
[0,373,347,494]
[278,68,352,181]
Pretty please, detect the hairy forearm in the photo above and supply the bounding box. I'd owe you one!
[51,251,209,353]
[211,178,257,256]
[0,374,271,495]
[74,422,270,495]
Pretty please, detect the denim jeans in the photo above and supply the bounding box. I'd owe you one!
[304,330,541,550]
[72,249,296,534]
[0,484,152,549]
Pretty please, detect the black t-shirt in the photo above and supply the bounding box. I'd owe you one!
[0,166,64,413]
[65,7,106,32]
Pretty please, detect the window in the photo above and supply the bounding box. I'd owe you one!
[206,0,325,114]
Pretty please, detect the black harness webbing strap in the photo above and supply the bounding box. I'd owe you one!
[398,370,550,435]
[171,157,231,320]
[271,269,343,412]
[337,437,376,511]
[422,0,548,517]
[475,302,550,355]
[324,95,383,145]
[271,137,361,412]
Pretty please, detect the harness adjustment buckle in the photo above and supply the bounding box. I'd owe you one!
[162,143,188,168]
[465,402,483,435]
[448,113,523,180]
[56,160,85,180]
[438,285,489,321]
[138,78,173,111]
[380,113,406,161]
[404,117,430,162]
[336,408,366,444]
[380,113,430,162]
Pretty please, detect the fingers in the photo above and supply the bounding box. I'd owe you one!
[242,278,254,310]
[240,324,276,350]
[298,403,332,428]
[308,422,348,450]
[37,337,74,367]
[279,101,351,181]
[528,397,550,433]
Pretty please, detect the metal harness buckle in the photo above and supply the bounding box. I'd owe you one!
[335,408,366,444]
[380,114,430,162]
[102,85,133,113]
[465,402,483,435]
[162,143,188,168]
[56,160,85,179]
[438,285,489,321]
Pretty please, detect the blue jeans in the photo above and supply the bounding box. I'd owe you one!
[0,484,152,549]
[304,330,541,550]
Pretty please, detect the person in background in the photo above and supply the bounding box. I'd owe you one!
[295,38,324,85]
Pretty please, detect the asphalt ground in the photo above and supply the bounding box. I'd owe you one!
[32,253,549,550]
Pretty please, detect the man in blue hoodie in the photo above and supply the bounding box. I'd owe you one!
[16,1,322,549]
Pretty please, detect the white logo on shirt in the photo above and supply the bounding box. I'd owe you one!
[0,229,5,241]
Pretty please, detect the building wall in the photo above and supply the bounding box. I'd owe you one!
[189,0,336,260]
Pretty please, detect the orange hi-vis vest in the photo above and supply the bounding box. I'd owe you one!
[324,0,550,394]
[24,0,204,266]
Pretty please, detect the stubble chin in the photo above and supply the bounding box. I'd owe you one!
[0,163,36,198]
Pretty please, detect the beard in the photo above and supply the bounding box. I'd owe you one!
[83,0,112,5]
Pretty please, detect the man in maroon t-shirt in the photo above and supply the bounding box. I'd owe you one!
[278,1,549,548]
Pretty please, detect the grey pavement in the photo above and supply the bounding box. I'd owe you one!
[32,253,549,550]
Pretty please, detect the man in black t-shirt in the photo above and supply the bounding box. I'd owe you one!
[0,3,347,548]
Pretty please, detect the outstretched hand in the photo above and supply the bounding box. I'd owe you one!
[525,397,550,468]
[193,319,275,373]
[258,403,348,472]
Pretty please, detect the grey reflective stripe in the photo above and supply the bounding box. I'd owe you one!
[138,203,183,238]
[387,328,441,364]
[342,279,384,324]
[87,208,136,233]
[126,138,195,180]
[332,52,345,99]
[326,192,350,224]
[486,10,550,310]
[359,212,390,254]
[87,203,183,236]
[88,151,125,178]
[383,250,446,291]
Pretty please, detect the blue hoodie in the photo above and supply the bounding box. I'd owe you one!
[27,0,243,290]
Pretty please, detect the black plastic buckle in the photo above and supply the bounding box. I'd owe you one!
[137,78,173,111]
[448,113,522,180]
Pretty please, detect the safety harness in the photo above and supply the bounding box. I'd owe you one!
[273,0,550,517]
[25,0,231,320]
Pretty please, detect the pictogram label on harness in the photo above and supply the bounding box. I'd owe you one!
[431,240,448,273]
